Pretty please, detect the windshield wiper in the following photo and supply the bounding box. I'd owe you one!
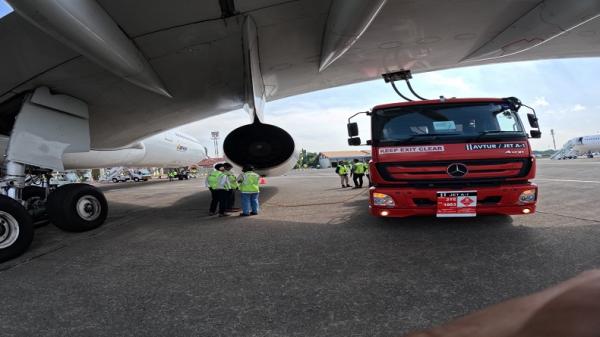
[474,130,524,140]
[391,133,461,142]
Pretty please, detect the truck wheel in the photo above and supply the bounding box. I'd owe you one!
[112,178,118,183]
[47,184,108,232]
[133,177,140,182]
[0,195,34,263]
[22,186,48,224]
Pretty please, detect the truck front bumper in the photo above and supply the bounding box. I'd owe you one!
[369,183,537,218]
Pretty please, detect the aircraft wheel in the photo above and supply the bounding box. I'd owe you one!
[0,195,34,263]
[47,184,108,232]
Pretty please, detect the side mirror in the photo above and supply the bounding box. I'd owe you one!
[530,130,542,139]
[527,113,539,128]
[348,137,361,146]
[347,122,359,137]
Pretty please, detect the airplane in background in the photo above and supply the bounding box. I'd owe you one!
[553,134,600,159]
[62,130,207,169]
[572,134,600,155]
[2,0,600,260]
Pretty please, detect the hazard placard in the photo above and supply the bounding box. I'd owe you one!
[436,191,477,217]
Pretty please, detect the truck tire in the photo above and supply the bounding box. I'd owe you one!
[47,184,108,232]
[133,177,140,182]
[0,195,34,263]
[22,186,48,224]
[112,178,118,183]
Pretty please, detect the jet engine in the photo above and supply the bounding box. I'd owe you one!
[223,122,298,176]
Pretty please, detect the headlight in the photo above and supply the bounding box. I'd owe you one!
[373,192,395,207]
[519,189,536,203]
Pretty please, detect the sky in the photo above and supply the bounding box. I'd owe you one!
[2,2,599,153]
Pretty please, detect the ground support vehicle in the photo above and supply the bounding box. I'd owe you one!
[348,97,541,218]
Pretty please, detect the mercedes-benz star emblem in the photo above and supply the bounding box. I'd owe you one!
[447,163,468,177]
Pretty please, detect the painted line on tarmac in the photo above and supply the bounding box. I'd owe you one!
[535,178,600,184]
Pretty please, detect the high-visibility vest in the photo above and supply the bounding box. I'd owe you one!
[214,172,230,190]
[207,170,220,189]
[225,171,239,189]
[354,163,366,174]
[239,172,260,193]
[338,165,348,175]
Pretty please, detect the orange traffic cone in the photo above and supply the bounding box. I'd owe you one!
[259,177,267,185]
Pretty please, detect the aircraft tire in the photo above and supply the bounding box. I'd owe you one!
[47,184,108,232]
[0,195,34,263]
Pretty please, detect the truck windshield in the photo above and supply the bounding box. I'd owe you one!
[372,102,526,144]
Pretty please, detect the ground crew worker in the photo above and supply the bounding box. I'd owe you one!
[223,162,240,212]
[351,159,366,188]
[335,161,350,188]
[237,164,260,216]
[168,170,176,181]
[206,163,223,215]
[214,165,231,217]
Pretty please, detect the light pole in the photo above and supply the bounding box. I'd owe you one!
[211,131,220,157]
[550,129,557,150]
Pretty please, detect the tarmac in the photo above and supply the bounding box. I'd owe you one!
[1,158,600,336]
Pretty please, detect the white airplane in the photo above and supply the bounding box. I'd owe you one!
[2,0,600,260]
[572,134,600,155]
[62,130,207,169]
[552,134,600,159]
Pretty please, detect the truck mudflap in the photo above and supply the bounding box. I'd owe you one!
[369,183,537,218]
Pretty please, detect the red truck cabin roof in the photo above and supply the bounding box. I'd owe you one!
[372,98,506,111]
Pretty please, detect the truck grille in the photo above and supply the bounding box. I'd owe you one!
[377,158,532,185]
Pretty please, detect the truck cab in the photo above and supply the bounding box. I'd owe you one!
[348,98,541,218]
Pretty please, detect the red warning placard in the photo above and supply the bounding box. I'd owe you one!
[436,191,477,217]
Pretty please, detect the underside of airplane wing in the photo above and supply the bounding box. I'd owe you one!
[1,0,600,148]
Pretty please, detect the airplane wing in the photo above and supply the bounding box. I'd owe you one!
[2,0,600,149]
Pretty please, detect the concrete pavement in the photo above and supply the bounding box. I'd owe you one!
[1,159,599,336]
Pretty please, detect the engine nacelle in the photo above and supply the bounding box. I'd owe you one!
[223,123,298,176]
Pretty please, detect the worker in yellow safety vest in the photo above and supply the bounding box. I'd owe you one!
[223,162,241,213]
[237,164,260,216]
[206,163,230,216]
[351,159,367,188]
[335,161,351,188]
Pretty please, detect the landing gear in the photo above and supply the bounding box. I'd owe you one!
[47,184,107,232]
[0,195,34,263]
[0,88,109,262]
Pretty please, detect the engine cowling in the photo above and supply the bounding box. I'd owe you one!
[223,122,298,176]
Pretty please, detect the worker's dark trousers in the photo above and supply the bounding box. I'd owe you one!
[353,173,364,187]
[209,188,218,213]
[227,189,237,209]
[210,189,229,214]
